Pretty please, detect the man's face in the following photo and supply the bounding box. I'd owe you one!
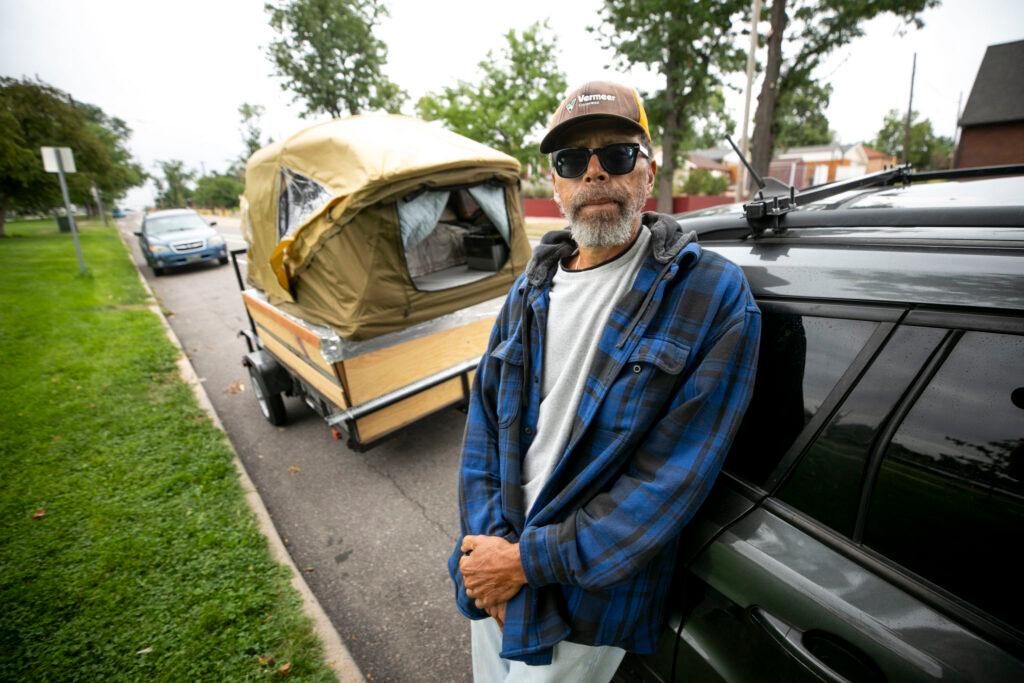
[550,120,657,248]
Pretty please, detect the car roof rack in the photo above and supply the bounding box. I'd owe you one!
[725,135,1024,236]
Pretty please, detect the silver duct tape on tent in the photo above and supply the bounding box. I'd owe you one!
[243,288,505,364]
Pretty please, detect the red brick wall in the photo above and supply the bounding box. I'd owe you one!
[522,195,733,218]
[955,122,1024,168]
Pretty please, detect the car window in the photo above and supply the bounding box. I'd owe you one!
[145,213,207,235]
[777,325,946,534]
[724,313,877,486]
[863,331,1024,631]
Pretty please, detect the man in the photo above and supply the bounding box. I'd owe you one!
[449,81,761,681]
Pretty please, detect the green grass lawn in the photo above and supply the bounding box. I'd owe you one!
[0,219,335,681]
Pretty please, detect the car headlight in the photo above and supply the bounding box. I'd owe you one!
[149,244,171,254]
[208,235,225,247]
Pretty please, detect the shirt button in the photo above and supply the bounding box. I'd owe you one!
[632,364,642,374]
[523,426,533,435]
[533,375,539,384]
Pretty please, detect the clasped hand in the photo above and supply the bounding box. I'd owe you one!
[459,535,527,621]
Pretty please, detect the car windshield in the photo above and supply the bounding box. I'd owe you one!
[145,213,208,235]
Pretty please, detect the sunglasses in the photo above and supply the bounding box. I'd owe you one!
[552,143,649,179]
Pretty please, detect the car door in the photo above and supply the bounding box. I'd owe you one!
[648,307,1024,682]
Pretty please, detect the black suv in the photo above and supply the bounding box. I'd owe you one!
[618,165,1024,682]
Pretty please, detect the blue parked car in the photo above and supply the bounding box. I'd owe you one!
[111,207,126,218]
[134,208,227,276]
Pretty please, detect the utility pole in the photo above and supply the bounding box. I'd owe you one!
[902,52,917,166]
[951,90,962,169]
[738,0,764,200]
[91,183,109,226]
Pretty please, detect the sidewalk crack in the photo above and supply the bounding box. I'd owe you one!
[362,459,455,543]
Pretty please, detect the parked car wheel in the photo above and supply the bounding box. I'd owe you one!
[153,266,165,276]
[247,362,287,425]
[218,256,229,265]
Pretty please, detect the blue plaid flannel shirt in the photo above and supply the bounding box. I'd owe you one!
[449,212,761,665]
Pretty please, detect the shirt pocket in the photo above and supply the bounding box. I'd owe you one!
[489,337,524,427]
[625,336,691,381]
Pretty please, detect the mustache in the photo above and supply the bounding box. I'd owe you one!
[568,186,631,214]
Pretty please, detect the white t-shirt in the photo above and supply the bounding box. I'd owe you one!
[521,225,651,517]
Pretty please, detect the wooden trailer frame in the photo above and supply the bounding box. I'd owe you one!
[231,248,495,451]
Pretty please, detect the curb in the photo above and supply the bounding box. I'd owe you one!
[115,223,364,683]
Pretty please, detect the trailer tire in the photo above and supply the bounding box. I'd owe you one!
[247,362,287,425]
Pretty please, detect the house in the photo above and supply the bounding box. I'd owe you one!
[695,142,897,192]
[955,39,1024,168]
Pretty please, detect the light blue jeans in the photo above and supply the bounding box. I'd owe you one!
[471,618,626,682]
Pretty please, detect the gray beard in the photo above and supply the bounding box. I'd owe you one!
[555,182,647,248]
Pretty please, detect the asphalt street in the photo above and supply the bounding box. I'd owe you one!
[119,213,475,682]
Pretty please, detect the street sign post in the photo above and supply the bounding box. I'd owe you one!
[41,146,86,274]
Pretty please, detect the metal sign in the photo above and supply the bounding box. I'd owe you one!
[40,146,86,273]
[41,146,76,174]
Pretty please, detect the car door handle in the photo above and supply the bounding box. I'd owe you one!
[749,606,887,683]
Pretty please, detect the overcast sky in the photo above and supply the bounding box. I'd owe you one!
[2,0,1021,208]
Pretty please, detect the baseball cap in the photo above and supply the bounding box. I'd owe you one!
[539,81,652,154]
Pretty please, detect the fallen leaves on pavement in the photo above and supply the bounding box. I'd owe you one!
[224,381,245,395]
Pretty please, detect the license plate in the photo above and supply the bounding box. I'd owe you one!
[186,254,202,263]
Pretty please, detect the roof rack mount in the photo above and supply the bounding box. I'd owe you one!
[725,135,1024,235]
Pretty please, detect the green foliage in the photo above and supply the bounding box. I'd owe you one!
[0,219,333,681]
[194,174,245,209]
[772,0,939,151]
[592,0,746,209]
[265,0,406,118]
[873,109,952,170]
[238,102,267,160]
[416,21,567,176]
[591,0,747,154]
[76,102,146,208]
[682,168,729,196]
[0,77,143,235]
[153,160,195,209]
[774,80,835,149]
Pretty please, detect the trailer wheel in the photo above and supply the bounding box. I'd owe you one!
[247,362,287,425]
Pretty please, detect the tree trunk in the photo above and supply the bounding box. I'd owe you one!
[657,72,677,214]
[749,0,787,191]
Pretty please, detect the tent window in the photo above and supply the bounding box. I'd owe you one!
[399,185,510,292]
[277,166,330,240]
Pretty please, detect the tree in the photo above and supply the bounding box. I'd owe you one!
[682,168,729,196]
[76,102,145,213]
[773,80,835,149]
[416,22,567,176]
[592,0,748,212]
[748,0,939,187]
[153,160,195,209]
[0,77,143,237]
[265,0,405,118]
[873,109,952,170]
[239,103,267,160]
[194,174,245,210]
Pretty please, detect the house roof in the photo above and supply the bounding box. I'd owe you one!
[959,39,1024,127]
[862,145,893,160]
[686,152,729,171]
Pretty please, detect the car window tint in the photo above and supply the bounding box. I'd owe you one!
[778,325,945,534]
[725,314,877,486]
[864,331,1024,630]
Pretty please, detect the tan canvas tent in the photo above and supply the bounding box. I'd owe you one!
[242,114,531,340]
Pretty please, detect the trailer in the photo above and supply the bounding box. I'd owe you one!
[233,115,531,449]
